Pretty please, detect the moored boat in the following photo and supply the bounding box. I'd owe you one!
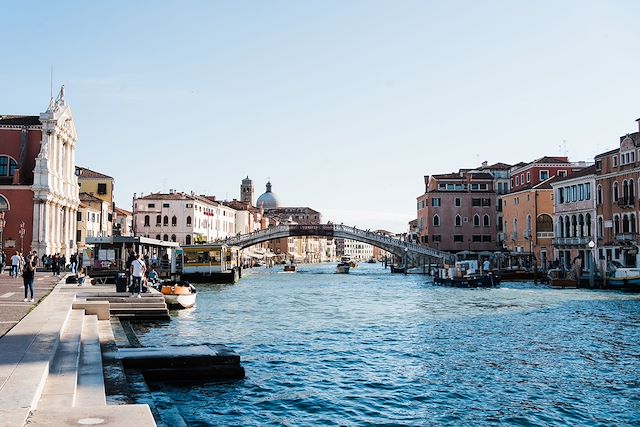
[433,260,500,288]
[160,281,197,309]
[606,267,640,292]
[547,268,578,289]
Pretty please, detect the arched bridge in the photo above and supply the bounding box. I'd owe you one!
[222,224,454,262]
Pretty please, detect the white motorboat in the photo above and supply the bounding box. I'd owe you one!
[160,281,197,309]
[336,256,351,274]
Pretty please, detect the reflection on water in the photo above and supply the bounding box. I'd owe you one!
[134,263,640,426]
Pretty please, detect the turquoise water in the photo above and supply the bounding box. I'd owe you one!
[133,263,640,426]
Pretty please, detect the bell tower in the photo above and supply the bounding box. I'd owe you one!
[240,176,254,205]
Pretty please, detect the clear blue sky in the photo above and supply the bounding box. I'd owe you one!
[2,1,639,232]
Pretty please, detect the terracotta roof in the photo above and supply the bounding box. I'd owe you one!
[76,167,113,180]
[79,193,106,203]
[432,173,463,179]
[550,165,597,183]
[114,207,132,216]
[532,156,569,164]
[0,115,41,126]
[468,172,494,180]
[479,162,512,170]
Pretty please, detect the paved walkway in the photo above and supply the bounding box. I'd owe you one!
[0,271,66,337]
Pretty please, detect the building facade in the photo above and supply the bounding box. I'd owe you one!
[550,166,597,272]
[416,170,498,252]
[76,167,114,237]
[0,88,79,259]
[594,119,640,268]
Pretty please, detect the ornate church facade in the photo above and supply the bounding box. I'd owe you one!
[0,87,80,259]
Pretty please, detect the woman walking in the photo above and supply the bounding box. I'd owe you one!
[23,253,36,302]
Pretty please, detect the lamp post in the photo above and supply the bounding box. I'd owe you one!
[588,240,596,288]
[0,212,5,256]
[403,246,409,275]
[18,222,25,253]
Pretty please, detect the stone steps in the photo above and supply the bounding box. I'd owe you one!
[37,309,85,410]
[75,314,106,407]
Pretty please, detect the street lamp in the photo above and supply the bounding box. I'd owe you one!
[0,212,5,255]
[18,221,25,253]
[588,240,596,288]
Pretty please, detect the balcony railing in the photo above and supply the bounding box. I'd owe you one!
[615,232,639,243]
[552,236,591,246]
[617,197,635,208]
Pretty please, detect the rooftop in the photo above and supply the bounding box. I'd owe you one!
[76,167,113,180]
[0,115,41,126]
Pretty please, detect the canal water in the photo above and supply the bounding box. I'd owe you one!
[133,263,640,426]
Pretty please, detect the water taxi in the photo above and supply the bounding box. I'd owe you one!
[433,260,500,288]
[283,264,296,272]
[336,256,351,274]
[160,281,197,309]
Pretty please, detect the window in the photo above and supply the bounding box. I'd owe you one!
[455,215,462,227]
[163,215,169,226]
[558,170,567,177]
[163,203,170,208]
[455,198,461,207]
[431,198,441,207]
[186,216,192,226]
[613,182,619,202]
[97,183,107,195]
[482,198,491,207]
[473,214,480,227]
[0,156,18,176]
[77,212,82,221]
[515,176,520,186]
[163,234,169,241]
[597,185,602,205]
[482,235,492,242]
[613,155,618,167]
[76,230,82,242]
[171,216,177,226]
[472,198,481,207]
[472,235,482,242]
[483,215,490,227]
[433,215,440,227]
[185,235,192,245]
[155,234,161,240]
[148,203,155,208]
[144,215,150,226]
[186,203,193,208]
[454,235,464,242]
[171,234,177,242]
[526,172,530,183]
[539,170,549,180]
[432,235,441,242]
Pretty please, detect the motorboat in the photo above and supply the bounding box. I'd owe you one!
[366,258,377,264]
[283,264,296,272]
[336,256,351,274]
[606,267,640,292]
[433,260,500,288]
[160,281,197,309]
[547,268,578,289]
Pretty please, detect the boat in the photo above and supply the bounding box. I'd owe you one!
[160,281,197,309]
[283,264,296,272]
[547,268,578,289]
[390,265,405,274]
[366,258,377,264]
[433,260,500,288]
[606,267,640,292]
[349,260,358,268]
[336,256,351,274]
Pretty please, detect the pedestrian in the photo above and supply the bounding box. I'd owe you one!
[76,267,86,286]
[129,253,146,298]
[0,251,5,274]
[70,253,78,274]
[11,251,21,278]
[22,253,36,302]
[51,253,59,275]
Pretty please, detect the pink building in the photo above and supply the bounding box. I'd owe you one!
[417,171,498,253]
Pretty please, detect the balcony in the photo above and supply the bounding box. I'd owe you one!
[615,233,639,243]
[617,197,635,208]
[552,236,591,246]
[537,232,554,239]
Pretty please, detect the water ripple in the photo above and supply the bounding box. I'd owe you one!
[135,264,640,426]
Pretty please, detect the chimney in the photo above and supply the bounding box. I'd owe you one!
[482,160,488,167]
[636,117,640,132]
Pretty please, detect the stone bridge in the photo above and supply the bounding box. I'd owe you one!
[222,224,454,264]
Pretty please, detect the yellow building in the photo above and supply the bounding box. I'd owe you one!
[500,182,555,270]
[75,167,114,236]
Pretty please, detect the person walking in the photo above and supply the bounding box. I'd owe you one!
[11,251,21,278]
[129,253,146,298]
[22,253,36,302]
[0,251,5,275]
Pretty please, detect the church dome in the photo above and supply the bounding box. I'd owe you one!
[256,181,279,209]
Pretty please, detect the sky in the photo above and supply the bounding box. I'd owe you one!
[1,1,639,232]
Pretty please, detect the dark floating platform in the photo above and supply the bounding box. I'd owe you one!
[117,344,245,382]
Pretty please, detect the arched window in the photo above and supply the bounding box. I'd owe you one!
[171,234,176,242]
[163,215,169,226]
[171,216,177,226]
[163,234,169,241]
[585,213,592,237]
[613,182,619,202]
[632,214,637,233]
[614,215,620,234]
[558,217,565,238]
[473,214,480,227]
[155,234,161,240]
[483,214,490,227]
[577,214,584,237]
[630,179,635,202]
[623,214,630,233]
[0,156,17,177]
[571,215,577,237]
[598,216,603,238]
[513,218,518,239]
[623,180,629,202]
[144,215,150,227]
[186,216,192,226]
[537,214,553,234]
[564,215,570,237]
[526,215,532,236]
[156,215,162,225]
[185,235,192,245]
[0,195,9,211]
[455,215,462,227]
[433,215,440,227]
[597,185,602,205]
